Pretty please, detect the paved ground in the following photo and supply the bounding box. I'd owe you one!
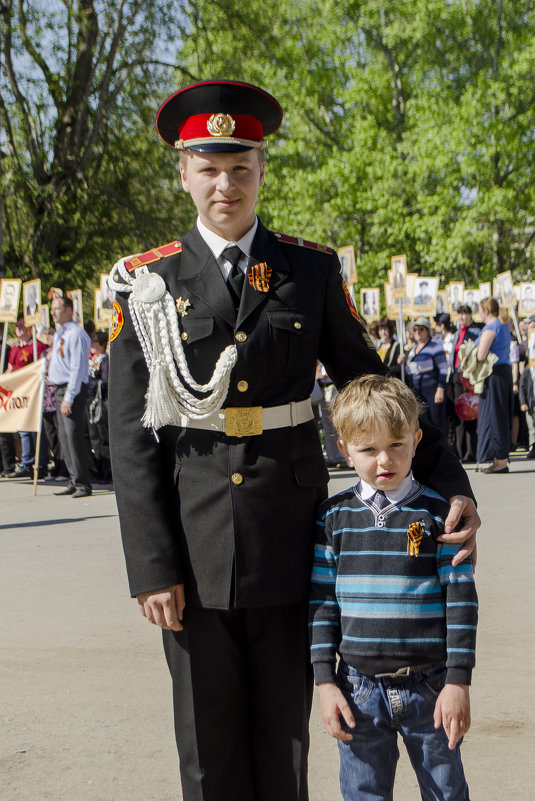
[1,455,534,801]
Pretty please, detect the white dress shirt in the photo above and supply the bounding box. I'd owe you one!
[196,216,258,280]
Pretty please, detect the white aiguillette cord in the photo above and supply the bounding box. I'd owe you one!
[108,257,237,430]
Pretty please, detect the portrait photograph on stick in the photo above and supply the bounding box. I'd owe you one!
[0,278,22,322]
[22,279,42,327]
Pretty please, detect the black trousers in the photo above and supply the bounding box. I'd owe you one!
[54,384,92,489]
[162,601,313,801]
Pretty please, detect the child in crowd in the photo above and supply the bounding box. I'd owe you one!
[309,374,478,801]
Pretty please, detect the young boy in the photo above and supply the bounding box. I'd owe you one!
[309,374,478,801]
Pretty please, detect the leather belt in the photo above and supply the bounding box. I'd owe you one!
[179,398,314,438]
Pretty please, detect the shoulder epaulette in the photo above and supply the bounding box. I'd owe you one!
[274,232,333,255]
[124,240,182,273]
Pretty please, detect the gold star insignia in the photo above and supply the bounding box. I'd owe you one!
[176,297,192,317]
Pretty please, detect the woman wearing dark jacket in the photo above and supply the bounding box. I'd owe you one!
[376,317,402,378]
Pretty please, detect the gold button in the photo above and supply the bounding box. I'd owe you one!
[235,330,247,343]
[293,321,302,330]
[237,380,249,393]
[231,472,243,485]
[181,331,189,341]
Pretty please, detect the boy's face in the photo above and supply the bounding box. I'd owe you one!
[338,423,422,491]
[179,149,264,242]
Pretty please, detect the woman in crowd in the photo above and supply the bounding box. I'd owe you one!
[476,297,512,473]
[376,316,402,378]
[400,316,448,430]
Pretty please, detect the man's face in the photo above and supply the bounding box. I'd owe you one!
[51,300,72,326]
[3,284,15,304]
[179,150,265,241]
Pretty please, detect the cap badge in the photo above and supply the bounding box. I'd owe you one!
[207,113,236,138]
[176,296,192,317]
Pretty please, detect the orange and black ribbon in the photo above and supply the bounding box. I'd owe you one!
[247,262,272,293]
[407,521,425,557]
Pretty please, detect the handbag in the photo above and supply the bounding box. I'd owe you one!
[89,380,104,424]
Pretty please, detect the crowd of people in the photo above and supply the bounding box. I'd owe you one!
[313,300,535,473]
[370,303,535,470]
[0,298,111,493]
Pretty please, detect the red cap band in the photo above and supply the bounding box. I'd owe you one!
[175,113,264,148]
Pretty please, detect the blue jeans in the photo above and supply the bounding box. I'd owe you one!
[337,661,470,801]
[19,430,48,470]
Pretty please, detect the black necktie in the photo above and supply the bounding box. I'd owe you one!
[222,245,245,308]
[374,490,390,510]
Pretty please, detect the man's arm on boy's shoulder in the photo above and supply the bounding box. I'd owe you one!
[414,417,480,564]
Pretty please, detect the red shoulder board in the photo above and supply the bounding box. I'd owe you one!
[274,232,333,255]
[124,240,182,273]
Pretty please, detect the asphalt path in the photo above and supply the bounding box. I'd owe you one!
[2,455,534,800]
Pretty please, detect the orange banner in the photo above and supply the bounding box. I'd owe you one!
[0,359,44,433]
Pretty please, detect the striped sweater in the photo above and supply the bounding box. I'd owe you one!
[309,481,478,685]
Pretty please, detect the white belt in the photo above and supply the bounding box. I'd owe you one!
[179,398,314,438]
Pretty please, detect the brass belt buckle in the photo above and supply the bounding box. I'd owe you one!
[225,406,263,437]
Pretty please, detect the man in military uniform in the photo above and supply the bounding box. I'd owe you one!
[109,81,479,801]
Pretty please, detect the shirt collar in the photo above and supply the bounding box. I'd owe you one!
[196,216,258,262]
[358,471,416,505]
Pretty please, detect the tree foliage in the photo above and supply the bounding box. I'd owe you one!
[2,0,535,300]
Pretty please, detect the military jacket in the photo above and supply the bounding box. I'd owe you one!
[109,220,472,609]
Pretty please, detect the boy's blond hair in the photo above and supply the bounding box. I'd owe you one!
[332,374,424,444]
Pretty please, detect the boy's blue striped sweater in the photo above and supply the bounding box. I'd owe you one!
[309,481,478,685]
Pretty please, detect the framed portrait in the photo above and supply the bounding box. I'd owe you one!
[412,276,438,314]
[446,281,465,314]
[0,278,22,323]
[360,288,380,322]
[67,289,83,327]
[337,245,357,285]
[463,288,481,316]
[495,270,515,307]
[23,278,42,327]
[383,283,395,318]
[479,282,491,302]
[100,273,115,317]
[435,290,447,317]
[519,282,535,316]
[391,254,407,299]
[94,288,108,328]
[36,305,51,343]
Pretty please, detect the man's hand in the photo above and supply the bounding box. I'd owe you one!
[317,682,355,741]
[60,399,73,416]
[136,584,185,631]
[434,684,471,750]
[439,495,480,567]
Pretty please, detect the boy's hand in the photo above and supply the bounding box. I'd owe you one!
[434,683,471,750]
[317,682,356,741]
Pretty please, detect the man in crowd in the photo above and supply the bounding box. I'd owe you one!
[108,80,480,801]
[6,315,47,478]
[48,296,92,498]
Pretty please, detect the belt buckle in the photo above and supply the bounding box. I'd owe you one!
[225,406,263,437]
[376,666,412,678]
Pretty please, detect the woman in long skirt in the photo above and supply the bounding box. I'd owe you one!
[476,298,513,473]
